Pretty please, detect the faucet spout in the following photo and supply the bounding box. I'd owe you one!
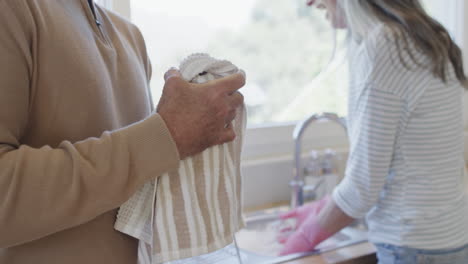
[290,112,347,209]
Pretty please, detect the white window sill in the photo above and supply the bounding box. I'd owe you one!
[243,120,349,163]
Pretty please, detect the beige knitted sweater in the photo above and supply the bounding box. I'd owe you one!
[0,1,180,263]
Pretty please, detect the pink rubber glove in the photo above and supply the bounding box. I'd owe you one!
[277,195,330,244]
[279,195,330,231]
[279,214,333,256]
[277,196,331,255]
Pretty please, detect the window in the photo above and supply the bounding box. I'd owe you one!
[130,0,348,127]
[102,0,466,158]
[96,0,130,18]
[95,0,110,8]
[422,0,462,44]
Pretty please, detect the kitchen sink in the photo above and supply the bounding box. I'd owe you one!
[235,207,368,264]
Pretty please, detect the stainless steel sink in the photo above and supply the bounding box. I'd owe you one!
[235,207,368,264]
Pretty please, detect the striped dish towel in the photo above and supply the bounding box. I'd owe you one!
[115,53,246,264]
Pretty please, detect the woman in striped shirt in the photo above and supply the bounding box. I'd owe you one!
[279,0,468,263]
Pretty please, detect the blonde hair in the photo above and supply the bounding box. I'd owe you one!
[338,0,467,86]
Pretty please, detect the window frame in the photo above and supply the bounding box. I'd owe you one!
[105,0,467,161]
[98,0,130,19]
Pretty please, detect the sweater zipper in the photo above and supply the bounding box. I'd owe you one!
[84,0,110,45]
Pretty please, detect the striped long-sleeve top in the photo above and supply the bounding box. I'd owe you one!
[333,24,468,249]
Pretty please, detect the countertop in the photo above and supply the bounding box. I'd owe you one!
[284,242,376,264]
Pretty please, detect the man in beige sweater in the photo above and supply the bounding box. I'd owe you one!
[0,1,245,264]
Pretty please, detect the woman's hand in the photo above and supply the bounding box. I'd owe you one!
[277,196,330,252]
[279,213,333,256]
[278,195,330,242]
[278,195,355,256]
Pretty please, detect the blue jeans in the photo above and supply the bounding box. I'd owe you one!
[375,243,468,264]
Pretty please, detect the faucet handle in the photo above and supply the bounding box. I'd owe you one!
[302,178,325,202]
[321,149,339,175]
[304,150,322,177]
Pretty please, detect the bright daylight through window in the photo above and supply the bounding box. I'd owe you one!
[128,0,454,127]
[131,0,348,127]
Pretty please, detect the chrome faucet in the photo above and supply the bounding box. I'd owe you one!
[290,112,347,209]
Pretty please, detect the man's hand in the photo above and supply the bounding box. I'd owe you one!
[157,68,245,160]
